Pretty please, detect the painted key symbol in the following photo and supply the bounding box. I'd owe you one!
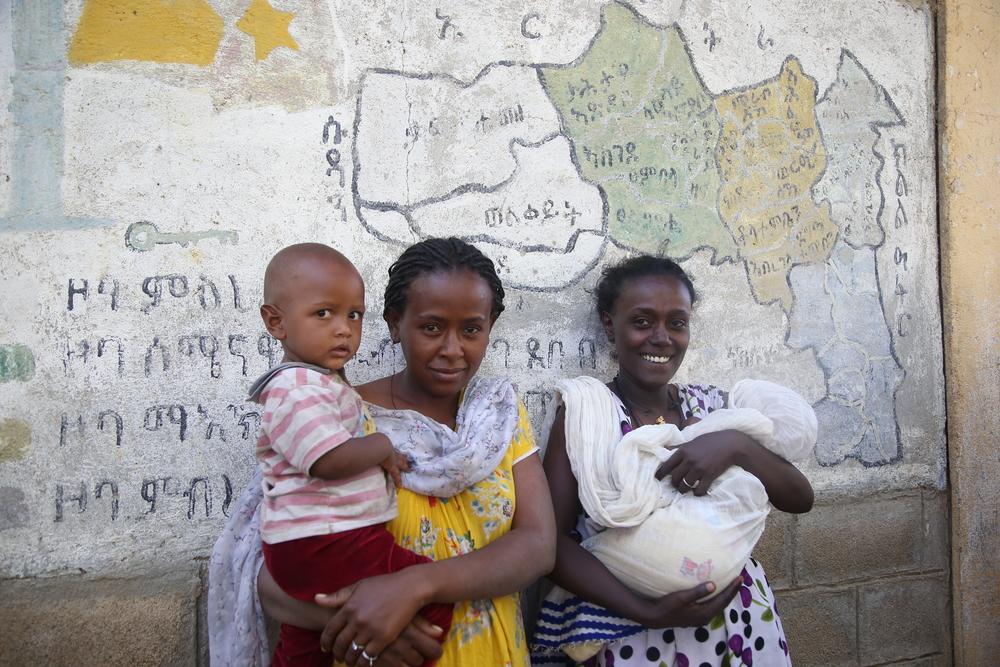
[125,221,239,252]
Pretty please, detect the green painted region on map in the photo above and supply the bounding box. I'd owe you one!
[540,3,735,259]
[0,344,34,383]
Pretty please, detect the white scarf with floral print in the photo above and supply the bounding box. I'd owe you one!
[371,376,518,498]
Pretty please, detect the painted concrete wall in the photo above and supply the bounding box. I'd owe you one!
[0,1,951,664]
[938,0,1000,663]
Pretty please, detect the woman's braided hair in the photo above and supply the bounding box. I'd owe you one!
[595,255,696,315]
[383,237,506,319]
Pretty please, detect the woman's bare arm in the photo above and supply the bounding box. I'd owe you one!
[257,566,329,630]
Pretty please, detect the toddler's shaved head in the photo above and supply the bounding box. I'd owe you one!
[263,243,359,306]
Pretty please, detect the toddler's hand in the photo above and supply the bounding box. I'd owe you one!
[380,451,411,488]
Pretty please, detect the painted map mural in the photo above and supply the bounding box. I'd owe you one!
[351,4,915,466]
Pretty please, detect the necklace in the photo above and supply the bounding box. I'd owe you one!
[389,372,400,410]
[611,375,681,427]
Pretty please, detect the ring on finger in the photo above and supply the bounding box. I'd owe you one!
[350,640,364,653]
[361,649,378,666]
[681,477,697,489]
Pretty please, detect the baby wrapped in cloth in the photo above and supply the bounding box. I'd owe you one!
[544,376,816,662]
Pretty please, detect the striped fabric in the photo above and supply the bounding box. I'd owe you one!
[255,366,395,544]
[532,589,643,659]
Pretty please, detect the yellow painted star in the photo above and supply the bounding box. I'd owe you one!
[236,0,298,61]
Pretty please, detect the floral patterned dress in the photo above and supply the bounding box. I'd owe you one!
[388,400,538,667]
[208,393,538,667]
[533,383,792,667]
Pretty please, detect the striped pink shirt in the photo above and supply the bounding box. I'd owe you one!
[254,366,396,544]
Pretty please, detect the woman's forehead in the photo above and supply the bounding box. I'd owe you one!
[407,269,492,297]
[404,270,493,313]
[616,275,692,308]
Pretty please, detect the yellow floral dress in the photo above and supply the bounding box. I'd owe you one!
[385,402,537,667]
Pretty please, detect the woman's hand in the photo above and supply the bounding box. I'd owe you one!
[656,429,751,495]
[657,429,814,513]
[314,584,444,667]
[261,566,443,666]
[370,616,445,667]
[316,570,429,666]
[639,577,742,628]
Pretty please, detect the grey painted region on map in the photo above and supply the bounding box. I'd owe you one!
[788,50,905,466]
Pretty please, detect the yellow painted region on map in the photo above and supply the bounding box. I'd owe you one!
[714,57,836,309]
[0,418,31,463]
[236,0,299,61]
[739,202,835,296]
[69,0,223,66]
[731,201,808,251]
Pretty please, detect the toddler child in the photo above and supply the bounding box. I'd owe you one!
[250,243,451,667]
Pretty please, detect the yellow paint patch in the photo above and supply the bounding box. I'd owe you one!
[237,0,299,61]
[68,0,224,66]
[0,419,31,464]
[715,58,836,309]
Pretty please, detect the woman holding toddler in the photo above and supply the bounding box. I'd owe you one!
[210,237,555,667]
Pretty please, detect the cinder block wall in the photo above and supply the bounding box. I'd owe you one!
[761,489,951,666]
[0,571,204,666]
[0,490,952,667]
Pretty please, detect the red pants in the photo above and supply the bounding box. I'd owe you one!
[263,524,452,667]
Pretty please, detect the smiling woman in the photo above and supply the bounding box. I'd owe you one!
[601,273,692,424]
[532,254,813,667]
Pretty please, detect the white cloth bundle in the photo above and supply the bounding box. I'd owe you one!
[559,376,816,600]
